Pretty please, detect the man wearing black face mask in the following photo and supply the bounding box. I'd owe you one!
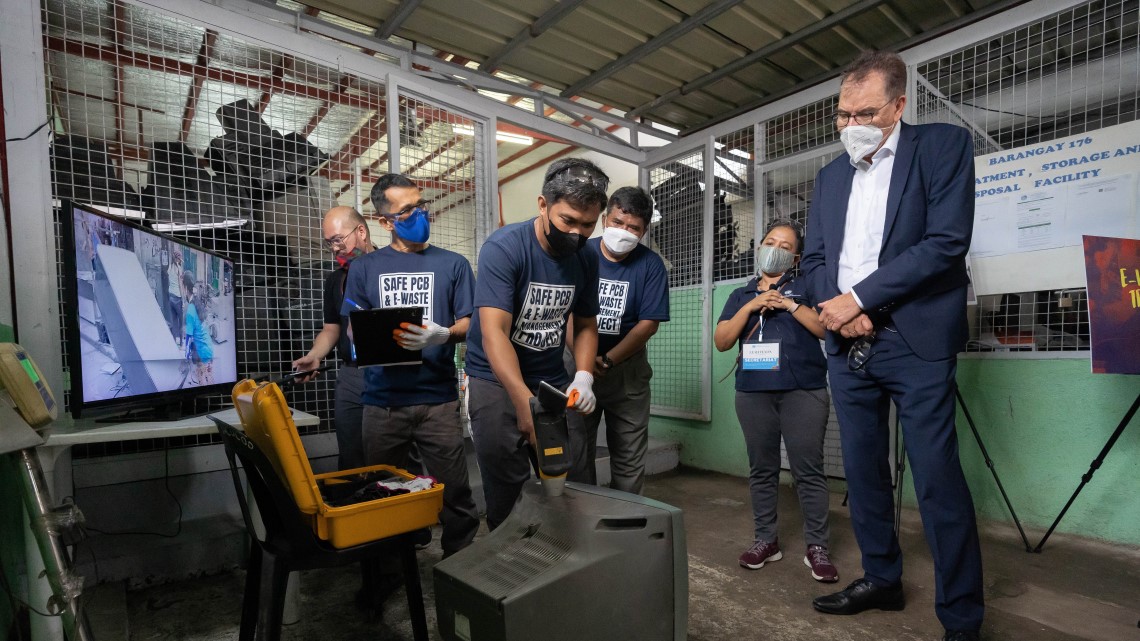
[465,158,609,530]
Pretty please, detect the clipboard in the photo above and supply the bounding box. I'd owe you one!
[349,307,424,367]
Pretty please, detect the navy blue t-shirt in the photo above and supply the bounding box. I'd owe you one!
[717,276,827,392]
[581,237,670,355]
[341,245,474,407]
[465,219,599,388]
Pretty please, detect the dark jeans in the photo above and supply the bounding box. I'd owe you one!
[362,401,480,553]
[333,365,366,471]
[466,377,543,531]
[572,349,653,494]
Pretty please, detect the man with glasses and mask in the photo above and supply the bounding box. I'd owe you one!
[799,51,983,641]
[568,186,669,494]
[465,158,608,530]
[292,205,375,471]
[340,173,480,557]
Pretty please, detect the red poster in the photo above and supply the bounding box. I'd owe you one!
[1083,235,1140,374]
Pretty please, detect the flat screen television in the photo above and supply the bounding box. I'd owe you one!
[60,200,238,419]
[434,482,688,641]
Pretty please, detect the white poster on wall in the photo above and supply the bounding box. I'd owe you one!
[970,121,1140,295]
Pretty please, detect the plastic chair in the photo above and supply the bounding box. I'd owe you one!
[211,417,429,641]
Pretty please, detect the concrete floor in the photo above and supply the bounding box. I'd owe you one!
[113,468,1140,641]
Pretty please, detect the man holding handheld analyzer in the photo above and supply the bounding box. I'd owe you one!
[341,173,479,555]
[570,186,669,494]
[464,158,608,530]
[292,206,375,471]
[798,51,983,641]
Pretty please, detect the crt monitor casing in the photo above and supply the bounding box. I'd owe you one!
[434,481,688,641]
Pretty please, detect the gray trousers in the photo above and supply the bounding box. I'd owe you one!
[333,365,366,471]
[570,349,653,494]
[364,401,481,552]
[735,388,832,548]
[362,401,480,553]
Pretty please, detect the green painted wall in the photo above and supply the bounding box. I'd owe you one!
[649,284,1140,547]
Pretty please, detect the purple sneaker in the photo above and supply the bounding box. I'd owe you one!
[739,539,782,569]
[804,544,839,583]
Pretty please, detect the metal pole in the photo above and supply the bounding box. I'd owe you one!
[1034,390,1140,553]
[955,388,1032,551]
[17,449,94,641]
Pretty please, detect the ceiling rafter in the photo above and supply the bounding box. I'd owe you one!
[257,55,294,113]
[560,0,746,98]
[482,0,589,73]
[179,30,218,143]
[46,35,378,112]
[376,0,425,40]
[628,0,888,120]
[109,0,128,169]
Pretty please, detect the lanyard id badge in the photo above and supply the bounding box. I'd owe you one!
[742,340,781,371]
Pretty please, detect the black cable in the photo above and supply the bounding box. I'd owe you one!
[81,444,184,539]
[0,553,61,622]
[4,119,51,142]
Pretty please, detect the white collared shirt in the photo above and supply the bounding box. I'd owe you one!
[837,122,903,307]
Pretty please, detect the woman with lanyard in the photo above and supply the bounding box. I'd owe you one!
[714,219,838,584]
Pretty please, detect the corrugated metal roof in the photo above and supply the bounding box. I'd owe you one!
[298,0,1020,132]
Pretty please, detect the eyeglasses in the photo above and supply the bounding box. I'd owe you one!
[382,200,429,221]
[833,99,898,127]
[847,330,877,372]
[323,224,363,251]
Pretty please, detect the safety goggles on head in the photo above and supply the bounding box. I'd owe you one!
[545,166,609,191]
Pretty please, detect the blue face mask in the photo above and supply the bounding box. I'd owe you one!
[393,207,430,243]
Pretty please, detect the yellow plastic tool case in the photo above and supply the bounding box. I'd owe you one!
[230,379,443,548]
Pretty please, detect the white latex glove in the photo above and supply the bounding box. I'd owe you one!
[567,370,596,414]
[395,321,450,350]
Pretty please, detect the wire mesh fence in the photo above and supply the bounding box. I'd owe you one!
[648,150,708,418]
[915,0,1139,352]
[41,0,488,455]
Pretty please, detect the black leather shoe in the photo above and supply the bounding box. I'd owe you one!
[812,577,905,615]
[943,631,980,641]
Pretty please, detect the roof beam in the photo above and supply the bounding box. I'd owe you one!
[109,1,128,167]
[179,30,217,142]
[500,146,578,186]
[376,0,424,40]
[560,0,746,98]
[628,0,887,119]
[483,0,589,73]
[47,34,377,112]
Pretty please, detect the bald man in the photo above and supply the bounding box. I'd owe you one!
[293,205,376,470]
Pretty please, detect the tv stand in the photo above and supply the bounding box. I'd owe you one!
[92,401,195,424]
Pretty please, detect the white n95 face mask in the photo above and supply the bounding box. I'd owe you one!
[840,124,885,169]
[602,227,640,255]
[756,245,796,276]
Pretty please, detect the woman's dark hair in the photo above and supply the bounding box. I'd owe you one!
[542,158,609,211]
[764,218,805,253]
[606,186,653,226]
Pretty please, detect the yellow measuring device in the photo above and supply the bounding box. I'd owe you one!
[0,342,58,428]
